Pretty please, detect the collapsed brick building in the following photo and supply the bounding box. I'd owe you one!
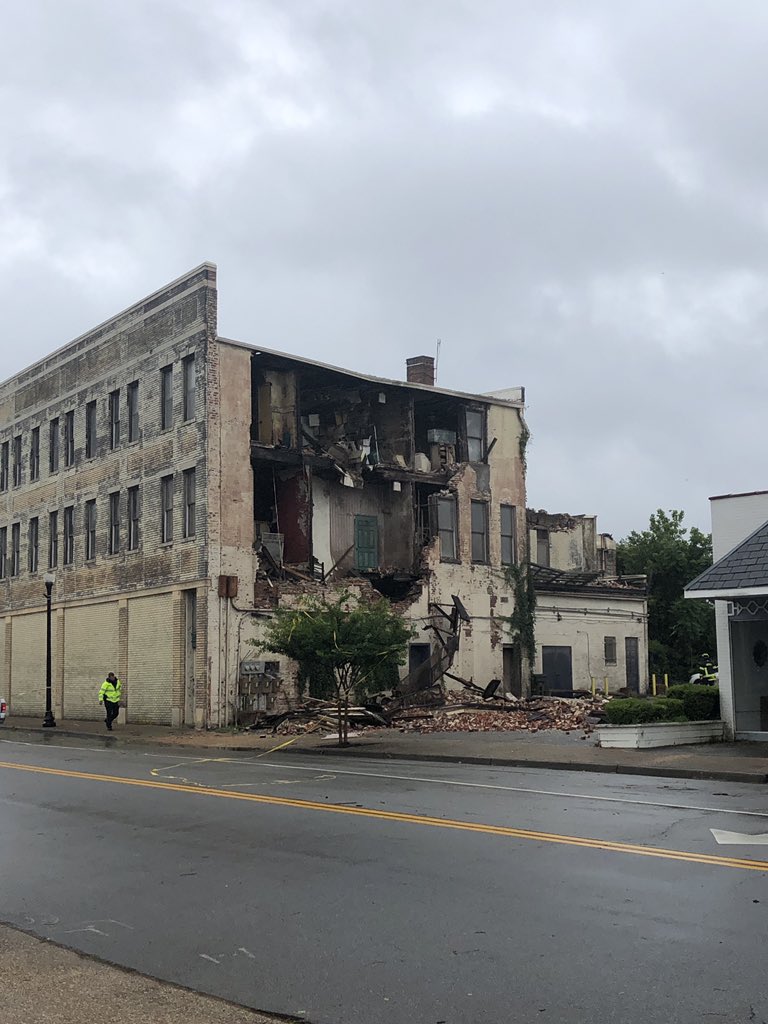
[0,264,529,727]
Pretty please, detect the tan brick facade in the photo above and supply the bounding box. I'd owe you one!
[0,265,217,726]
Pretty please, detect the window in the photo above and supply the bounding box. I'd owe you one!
[161,365,174,430]
[161,475,174,543]
[85,400,97,458]
[63,506,74,566]
[501,504,517,567]
[0,527,6,578]
[182,468,196,538]
[127,486,140,551]
[12,435,22,486]
[109,390,120,449]
[30,427,40,481]
[536,528,550,567]
[49,418,60,473]
[85,499,97,561]
[465,409,484,462]
[0,441,8,491]
[471,501,489,564]
[127,382,139,442]
[28,517,39,573]
[10,523,20,576]
[182,355,196,420]
[64,410,75,467]
[109,491,120,554]
[437,495,457,562]
[48,511,58,569]
[604,636,617,666]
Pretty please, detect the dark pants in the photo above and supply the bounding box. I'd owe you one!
[104,700,120,730]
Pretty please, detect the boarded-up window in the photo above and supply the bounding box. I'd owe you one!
[536,528,550,567]
[501,504,517,566]
[604,636,617,665]
[437,496,457,562]
[465,409,484,462]
[471,501,489,564]
[85,400,97,458]
[161,365,173,430]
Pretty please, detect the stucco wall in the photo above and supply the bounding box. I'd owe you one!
[534,592,648,693]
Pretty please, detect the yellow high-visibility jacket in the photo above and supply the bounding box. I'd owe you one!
[98,678,122,704]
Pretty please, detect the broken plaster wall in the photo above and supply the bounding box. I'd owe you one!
[256,368,298,448]
[211,341,260,727]
[313,476,414,574]
[528,512,598,572]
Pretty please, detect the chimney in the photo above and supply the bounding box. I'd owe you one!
[406,355,435,387]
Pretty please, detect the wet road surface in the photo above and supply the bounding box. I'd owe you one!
[1,732,767,1023]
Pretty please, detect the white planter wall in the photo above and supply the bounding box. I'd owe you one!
[597,720,724,749]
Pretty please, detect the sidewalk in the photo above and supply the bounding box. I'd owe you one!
[4,716,768,783]
[0,922,285,1024]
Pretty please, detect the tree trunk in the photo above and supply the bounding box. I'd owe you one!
[343,695,349,745]
[337,693,345,747]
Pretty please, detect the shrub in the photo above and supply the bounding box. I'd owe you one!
[666,684,720,721]
[605,697,684,725]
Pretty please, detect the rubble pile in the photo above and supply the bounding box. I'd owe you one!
[253,692,606,737]
[392,694,606,734]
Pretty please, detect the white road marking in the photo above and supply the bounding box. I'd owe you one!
[199,953,221,964]
[238,947,257,959]
[711,828,768,845]
[3,735,768,820]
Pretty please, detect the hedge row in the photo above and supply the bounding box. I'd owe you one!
[604,686,719,726]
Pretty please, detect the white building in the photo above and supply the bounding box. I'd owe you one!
[528,510,649,694]
[685,490,768,739]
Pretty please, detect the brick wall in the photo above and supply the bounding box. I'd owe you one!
[0,264,218,724]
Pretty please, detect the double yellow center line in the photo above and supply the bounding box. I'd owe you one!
[1,758,767,873]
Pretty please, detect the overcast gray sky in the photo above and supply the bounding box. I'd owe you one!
[2,1,766,539]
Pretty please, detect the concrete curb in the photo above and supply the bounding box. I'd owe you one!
[3,723,767,784]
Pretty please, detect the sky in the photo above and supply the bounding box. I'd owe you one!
[2,1,767,540]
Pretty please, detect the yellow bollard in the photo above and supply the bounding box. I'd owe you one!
[591,676,596,698]
[652,673,657,696]
[604,676,609,697]
[664,673,669,692]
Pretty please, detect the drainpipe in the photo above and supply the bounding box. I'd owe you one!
[576,629,591,687]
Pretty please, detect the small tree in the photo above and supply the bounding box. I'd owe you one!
[255,592,413,746]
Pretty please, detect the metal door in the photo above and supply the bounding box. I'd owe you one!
[354,515,379,570]
[625,637,640,693]
[541,645,573,693]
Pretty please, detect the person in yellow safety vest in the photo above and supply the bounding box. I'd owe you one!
[99,672,122,731]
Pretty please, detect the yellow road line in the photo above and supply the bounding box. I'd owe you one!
[1,758,766,873]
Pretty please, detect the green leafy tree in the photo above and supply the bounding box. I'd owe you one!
[255,592,413,746]
[617,509,715,682]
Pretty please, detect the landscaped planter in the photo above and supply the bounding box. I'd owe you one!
[596,720,724,749]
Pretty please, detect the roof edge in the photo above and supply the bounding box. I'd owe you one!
[217,336,524,408]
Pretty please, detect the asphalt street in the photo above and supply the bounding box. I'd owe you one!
[1,733,768,1024]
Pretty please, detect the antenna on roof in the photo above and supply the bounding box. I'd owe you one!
[435,338,441,383]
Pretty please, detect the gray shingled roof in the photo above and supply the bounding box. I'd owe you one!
[686,519,768,593]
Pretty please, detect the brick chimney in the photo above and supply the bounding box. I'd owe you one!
[406,355,435,386]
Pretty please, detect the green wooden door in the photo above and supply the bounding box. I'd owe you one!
[354,515,379,570]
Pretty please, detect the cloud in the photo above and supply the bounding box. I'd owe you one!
[3,0,768,536]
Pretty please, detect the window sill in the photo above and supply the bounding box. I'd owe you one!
[159,541,174,549]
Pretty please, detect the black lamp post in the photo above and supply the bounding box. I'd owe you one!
[42,573,56,728]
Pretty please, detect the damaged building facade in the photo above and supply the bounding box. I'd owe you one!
[528,510,649,694]
[0,264,528,727]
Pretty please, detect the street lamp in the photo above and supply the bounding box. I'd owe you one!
[42,572,56,728]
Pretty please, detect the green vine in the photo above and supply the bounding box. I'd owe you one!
[518,421,531,475]
[504,562,537,665]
